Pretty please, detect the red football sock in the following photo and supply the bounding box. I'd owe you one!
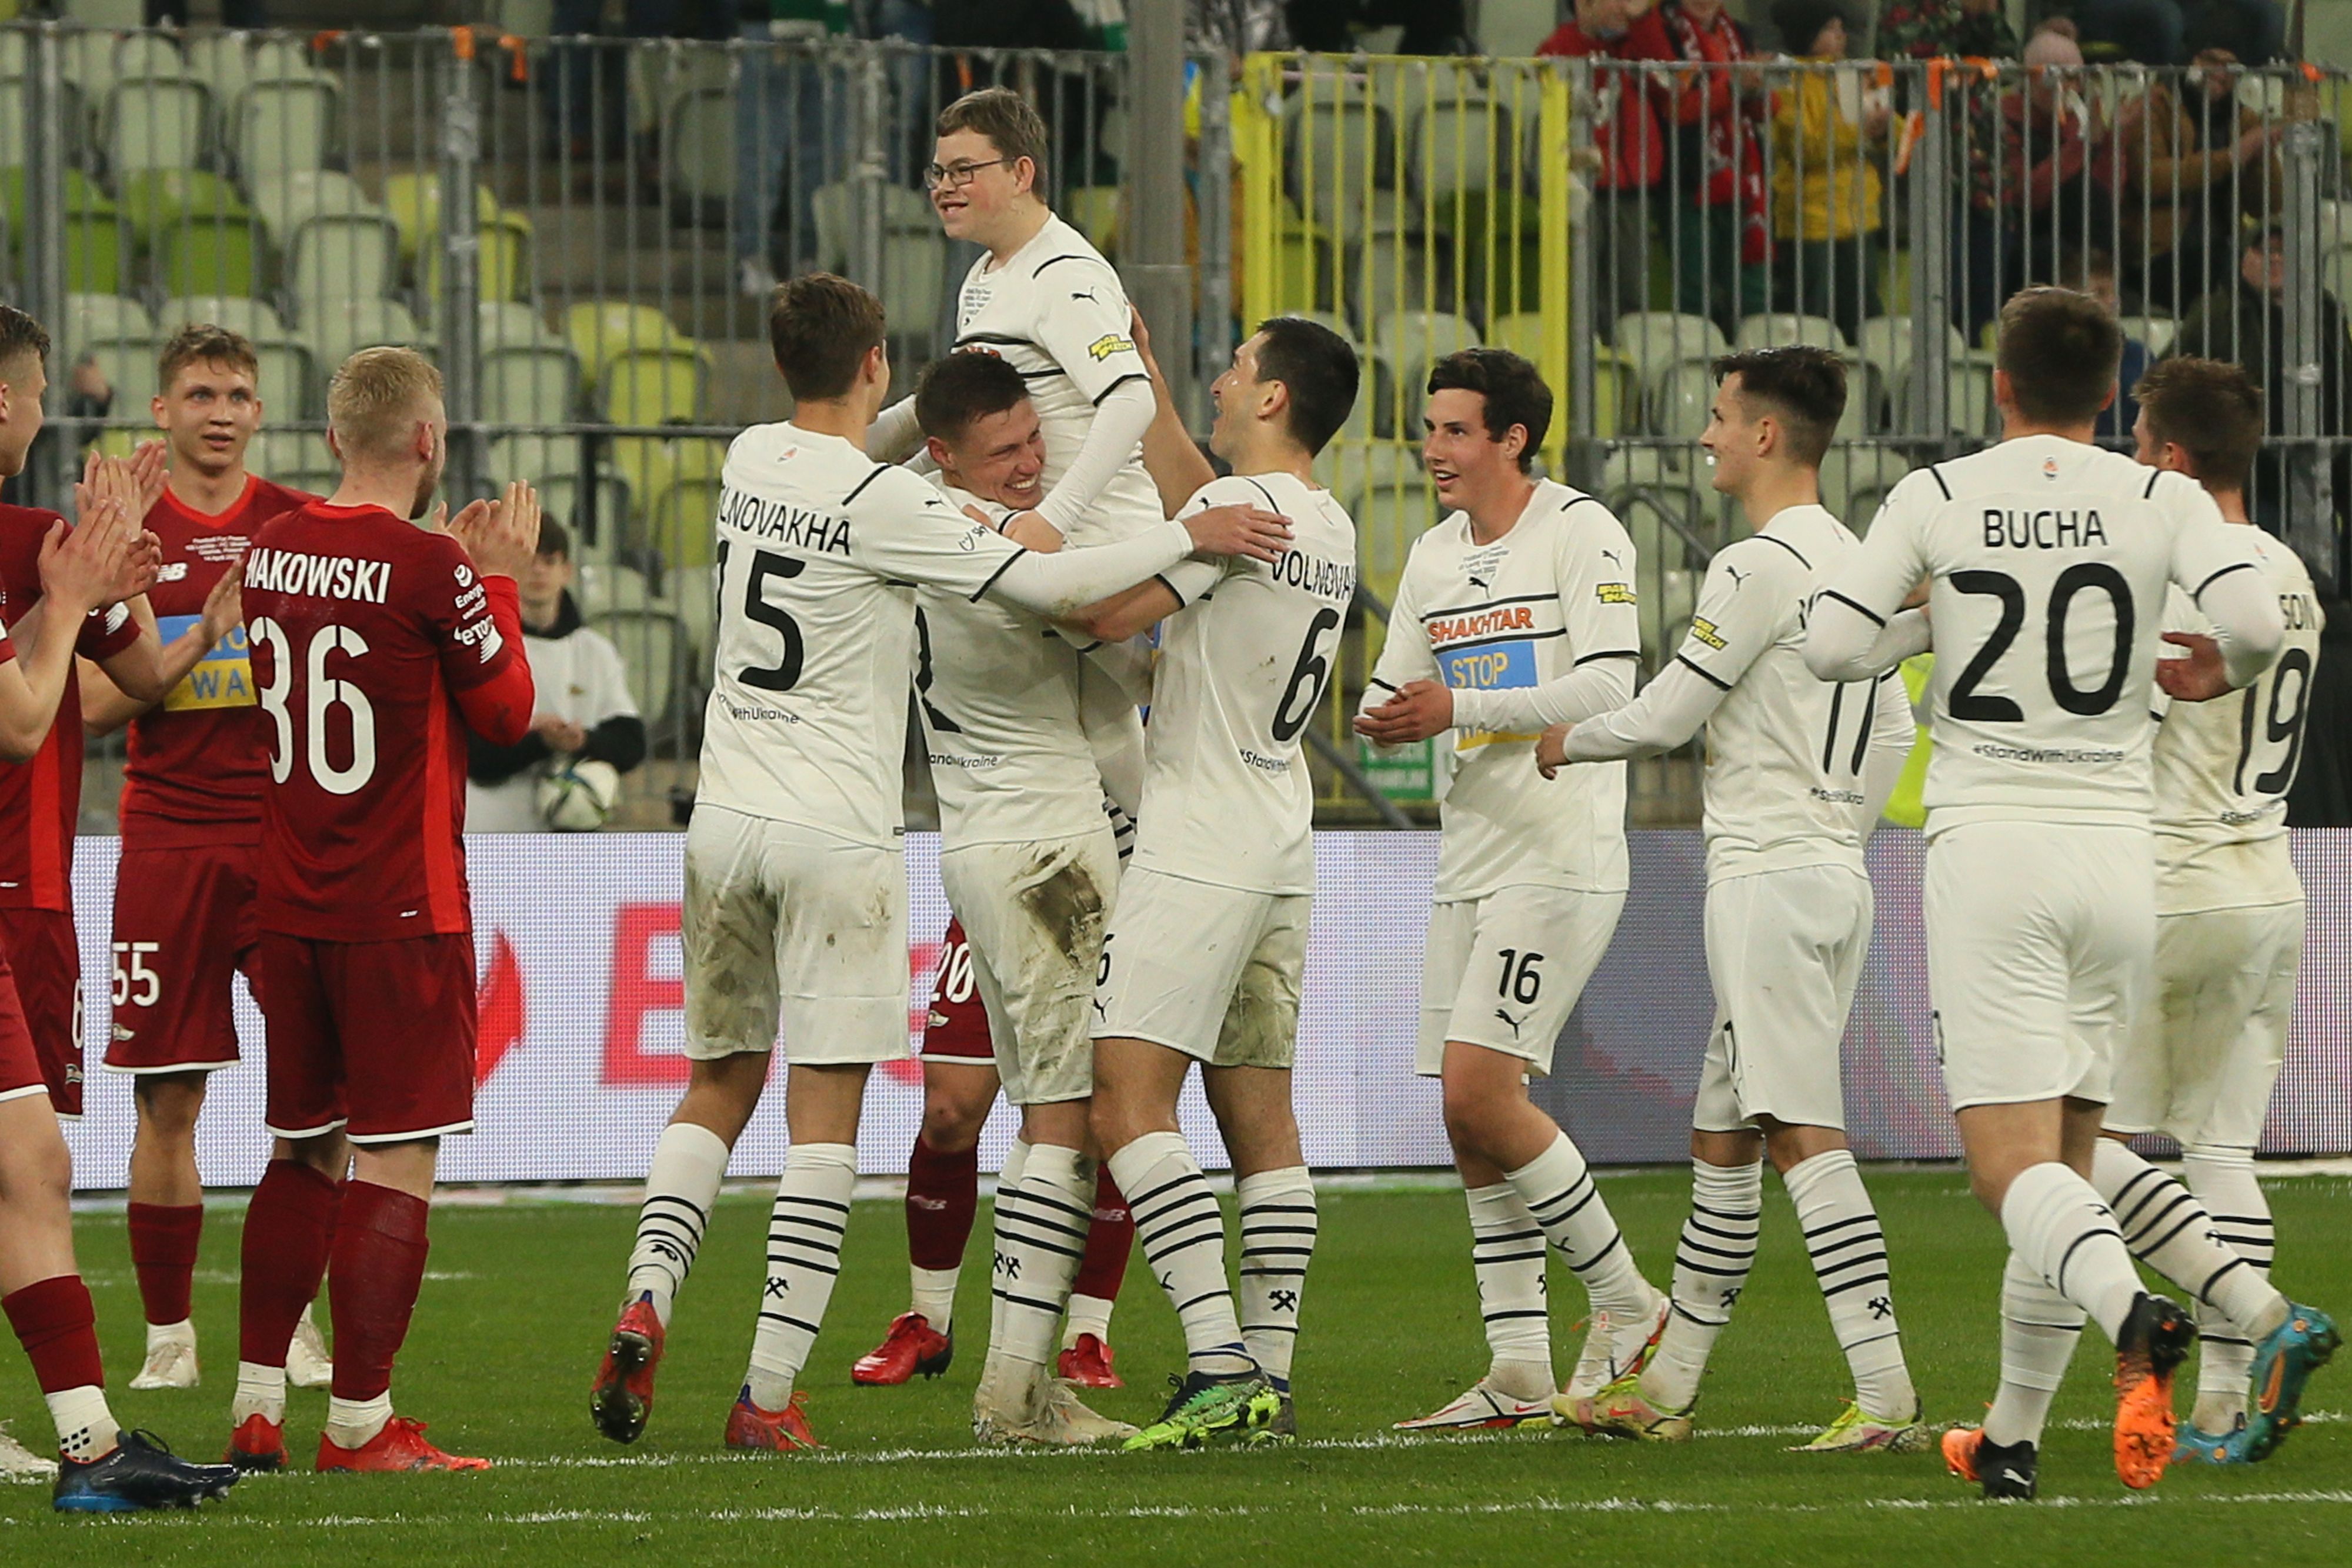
[905,1135,979,1273]
[2,1275,105,1392]
[1073,1167,1135,1303]
[238,1160,341,1366]
[326,1181,431,1404]
[128,1202,205,1327]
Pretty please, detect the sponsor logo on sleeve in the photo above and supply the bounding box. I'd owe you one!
[1595,582,1636,605]
[1086,333,1135,362]
[1688,615,1726,650]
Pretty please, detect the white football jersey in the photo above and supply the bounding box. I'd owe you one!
[698,423,1036,849]
[1674,505,1907,880]
[953,213,1161,544]
[1823,436,2266,833]
[2151,529,2322,912]
[1134,472,1357,896]
[1366,479,1640,901]
[915,484,1117,848]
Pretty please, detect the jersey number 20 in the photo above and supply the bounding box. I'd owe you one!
[1947,565,2133,721]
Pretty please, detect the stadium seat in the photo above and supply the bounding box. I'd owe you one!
[479,325,583,427]
[1322,441,1424,513]
[250,172,401,309]
[0,77,88,170]
[1647,359,1717,439]
[303,297,428,381]
[1733,312,1851,356]
[1370,309,1480,422]
[105,76,212,176]
[1612,311,1728,375]
[1351,477,1443,605]
[249,429,338,492]
[1341,235,1439,342]
[1894,363,1996,440]
[419,206,534,304]
[575,561,653,616]
[1412,101,1510,203]
[2119,314,2178,359]
[1818,446,1911,525]
[1286,96,1402,239]
[1066,186,1121,255]
[383,173,499,265]
[1,167,123,292]
[491,432,633,544]
[118,170,261,297]
[64,291,157,401]
[188,33,316,117]
[669,562,715,664]
[1490,313,1633,438]
[602,346,709,426]
[663,89,733,223]
[1341,351,1401,442]
[563,302,690,388]
[234,74,341,182]
[808,182,950,352]
[645,476,723,568]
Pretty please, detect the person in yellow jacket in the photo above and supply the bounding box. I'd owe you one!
[1768,0,1888,343]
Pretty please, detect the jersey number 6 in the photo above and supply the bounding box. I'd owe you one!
[1271,606,1343,743]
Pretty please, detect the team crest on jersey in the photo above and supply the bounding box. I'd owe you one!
[456,562,475,587]
[1596,582,1636,605]
[1086,333,1134,362]
[2042,458,2059,480]
[1688,615,1726,650]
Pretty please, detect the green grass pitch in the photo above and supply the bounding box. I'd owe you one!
[4,1168,2347,1563]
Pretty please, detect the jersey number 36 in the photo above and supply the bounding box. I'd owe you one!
[251,618,378,795]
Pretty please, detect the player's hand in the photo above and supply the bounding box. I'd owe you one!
[128,440,169,515]
[1181,503,1290,563]
[1900,575,1931,610]
[1352,679,1454,745]
[38,498,132,615]
[198,556,245,645]
[448,482,542,579]
[1129,307,1159,375]
[1536,724,1572,779]
[533,712,588,752]
[2154,630,2234,701]
[995,508,1065,553]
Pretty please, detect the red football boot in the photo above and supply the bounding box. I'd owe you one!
[225,1413,288,1473]
[850,1312,953,1386]
[725,1389,822,1452]
[590,1297,665,1443]
[1056,1333,1122,1389]
[316,1416,491,1472]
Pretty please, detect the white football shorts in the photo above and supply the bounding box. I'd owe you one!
[1414,884,1623,1077]
[1090,865,1308,1068]
[680,804,910,1066]
[1924,820,2154,1112]
[2105,897,2302,1147]
[940,826,1120,1106]
[1691,863,1871,1133]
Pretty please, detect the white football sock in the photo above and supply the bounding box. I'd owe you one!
[232,1360,288,1425]
[1063,1293,1115,1349]
[985,1139,1032,1352]
[1465,1181,1552,1400]
[323,1391,393,1450]
[1110,1130,1252,1379]
[1643,1158,1761,1413]
[1981,1250,2085,1449]
[1786,1149,1914,1419]
[2093,1140,2285,1339]
[742,1142,858,1410]
[989,1144,1093,1369]
[1507,1132,1652,1320]
[1236,1166,1316,1393]
[2183,1145,2275,1430]
[2000,1160,2142,1342]
[909,1266,960,1331]
[144,1318,195,1352]
[46,1385,116,1462]
[624,1121,730,1327]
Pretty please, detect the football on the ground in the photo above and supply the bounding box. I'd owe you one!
[537,759,622,831]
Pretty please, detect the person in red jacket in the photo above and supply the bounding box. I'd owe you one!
[81,324,330,1397]
[1540,0,1670,337]
[224,348,538,1476]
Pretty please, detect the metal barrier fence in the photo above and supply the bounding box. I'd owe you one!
[0,22,1233,829]
[9,30,2351,830]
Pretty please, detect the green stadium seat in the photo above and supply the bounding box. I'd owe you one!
[0,167,125,293]
[63,291,157,402]
[563,302,690,386]
[234,74,341,184]
[118,170,261,297]
[419,207,533,304]
[251,171,400,306]
[602,346,708,426]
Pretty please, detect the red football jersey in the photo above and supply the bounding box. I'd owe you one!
[119,473,318,849]
[242,502,521,942]
[0,505,145,912]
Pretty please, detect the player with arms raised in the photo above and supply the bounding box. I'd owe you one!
[81,324,332,1396]
[1805,288,2286,1498]
[2082,359,2335,1464]
[227,348,541,1473]
[1082,315,1358,1450]
[1540,348,1924,1451]
[588,275,1287,1453]
[1353,349,1666,1433]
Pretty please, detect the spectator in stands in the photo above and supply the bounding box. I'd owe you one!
[2070,246,2151,443]
[1540,0,1670,338]
[1188,0,1293,56]
[2174,223,2352,531]
[1877,0,2019,60]
[2107,46,2281,318]
[1283,0,1473,55]
[2074,0,2286,66]
[1951,26,2102,337]
[1767,0,1888,343]
[1644,0,1772,337]
[466,519,645,833]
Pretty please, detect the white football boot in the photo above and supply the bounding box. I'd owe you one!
[286,1304,333,1389]
[129,1321,199,1390]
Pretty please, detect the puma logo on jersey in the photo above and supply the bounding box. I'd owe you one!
[1085,333,1135,362]
[1070,288,1102,303]
[1723,564,1750,588]
[1493,1007,1524,1038]
[1600,547,1626,570]
[1467,572,1492,590]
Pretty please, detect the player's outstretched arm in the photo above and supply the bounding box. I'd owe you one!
[1131,309,1216,515]
[0,499,139,759]
[869,395,925,465]
[1537,659,1721,775]
[91,558,244,718]
[2155,570,2285,700]
[1859,668,1917,832]
[994,504,1287,624]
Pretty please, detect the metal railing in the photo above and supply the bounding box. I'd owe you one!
[1237,51,2352,821]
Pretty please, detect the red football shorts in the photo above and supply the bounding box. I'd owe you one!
[105,842,261,1075]
[0,906,84,1118]
[919,915,993,1063]
[256,931,478,1145]
[0,945,48,1108]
